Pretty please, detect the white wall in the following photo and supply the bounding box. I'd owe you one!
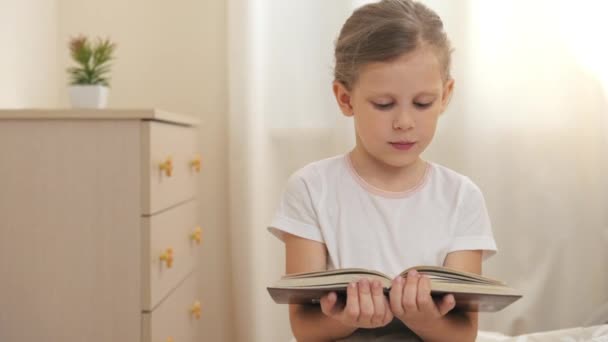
[0,0,59,107]
[1,0,230,339]
[56,1,231,340]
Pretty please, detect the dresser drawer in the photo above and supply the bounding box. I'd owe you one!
[142,121,200,215]
[142,272,200,342]
[142,200,201,311]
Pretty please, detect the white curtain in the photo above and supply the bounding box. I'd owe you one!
[461,0,608,334]
[228,1,355,341]
[228,0,608,340]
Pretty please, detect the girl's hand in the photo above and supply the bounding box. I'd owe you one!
[389,270,456,331]
[320,278,394,329]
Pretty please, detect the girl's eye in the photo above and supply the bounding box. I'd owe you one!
[414,101,434,109]
[373,102,394,110]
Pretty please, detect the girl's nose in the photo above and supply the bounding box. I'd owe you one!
[393,111,415,130]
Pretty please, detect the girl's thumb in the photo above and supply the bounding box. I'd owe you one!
[438,294,456,316]
[320,292,337,316]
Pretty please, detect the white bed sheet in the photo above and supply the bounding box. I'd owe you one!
[477,324,608,342]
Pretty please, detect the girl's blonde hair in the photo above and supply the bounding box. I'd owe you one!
[334,0,453,90]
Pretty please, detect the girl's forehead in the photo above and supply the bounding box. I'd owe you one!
[355,50,444,95]
[361,49,442,81]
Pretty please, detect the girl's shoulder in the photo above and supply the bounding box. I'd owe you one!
[290,154,347,181]
[283,154,347,197]
[426,161,483,194]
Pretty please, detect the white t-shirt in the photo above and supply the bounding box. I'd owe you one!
[268,154,497,278]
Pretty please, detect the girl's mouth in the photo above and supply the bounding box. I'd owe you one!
[389,141,416,150]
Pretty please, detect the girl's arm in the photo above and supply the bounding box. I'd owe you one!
[389,250,482,342]
[425,250,482,342]
[284,233,357,341]
[284,233,393,341]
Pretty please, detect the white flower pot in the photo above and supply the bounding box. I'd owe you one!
[69,85,109,108]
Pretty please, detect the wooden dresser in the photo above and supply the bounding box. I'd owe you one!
[0,109,203,342]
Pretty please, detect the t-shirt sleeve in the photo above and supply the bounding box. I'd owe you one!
[267,169,324,243]
[447,179,498,261]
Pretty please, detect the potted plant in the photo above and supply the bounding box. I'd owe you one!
[67,35,116,108]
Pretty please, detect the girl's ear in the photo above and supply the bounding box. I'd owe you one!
[333,81,354,117]
[440,78,455,113]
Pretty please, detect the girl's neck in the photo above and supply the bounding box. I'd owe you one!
[348,146,428,194]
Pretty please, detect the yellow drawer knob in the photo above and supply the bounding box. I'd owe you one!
[159,156,173,177]
[190,154,202,173]
[166,337,174,342]
[159,247,174,268]
[191,301,202,319]
[191,227,202,245]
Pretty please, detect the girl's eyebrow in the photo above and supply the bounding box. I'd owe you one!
[366,90,439,98]
[364,90,396,97]
[416,91,439,97]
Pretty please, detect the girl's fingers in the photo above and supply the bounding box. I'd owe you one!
[389,276,405,316]
[382,295,395,325]
[357,278,374,323]
[416,275,439,315]
[370,280,386,325]
[402,270,420,312]
[343,282,360,322]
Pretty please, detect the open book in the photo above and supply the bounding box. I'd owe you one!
[267,265,522,312]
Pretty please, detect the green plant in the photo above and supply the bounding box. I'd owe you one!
[67,35,116,87]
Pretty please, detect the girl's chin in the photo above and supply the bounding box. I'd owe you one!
[377,154,421,169]
[354,145,422,167]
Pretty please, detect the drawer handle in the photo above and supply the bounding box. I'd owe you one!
[159,247,174,268]
[191,301,202,319]
[159,156,173,177]
[191,227,202,245]
[166,337,174,342]
[190,154,202,173]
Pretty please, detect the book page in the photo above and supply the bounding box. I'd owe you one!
[282,268,390,280]
[399,265,506,285]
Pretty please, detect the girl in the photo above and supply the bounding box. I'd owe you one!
[268,0,497,340]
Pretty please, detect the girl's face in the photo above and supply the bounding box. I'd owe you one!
[334,46,454,169]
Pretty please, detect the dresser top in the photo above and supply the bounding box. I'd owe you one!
[0,109,200,126]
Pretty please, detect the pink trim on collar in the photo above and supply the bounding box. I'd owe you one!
[344,154,432,199]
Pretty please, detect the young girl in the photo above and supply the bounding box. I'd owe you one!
[268,0,497,340]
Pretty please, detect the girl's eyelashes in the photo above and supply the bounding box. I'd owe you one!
[372,102,395,110]
[414,101,434,109]
[372,101,434,110]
